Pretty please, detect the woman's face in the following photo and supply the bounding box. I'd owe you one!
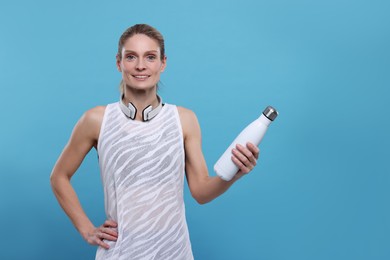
[117,34,166,91]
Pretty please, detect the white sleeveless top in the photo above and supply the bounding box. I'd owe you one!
[96,102,194,260]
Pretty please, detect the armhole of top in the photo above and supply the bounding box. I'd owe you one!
[173,105,186,169]
[97,104,110,152]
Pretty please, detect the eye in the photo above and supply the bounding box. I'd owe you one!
[126,55,136,61]
[146,55,157,61]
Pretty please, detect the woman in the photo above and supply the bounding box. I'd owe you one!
[50,24,259,259]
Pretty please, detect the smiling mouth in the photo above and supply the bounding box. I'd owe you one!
[133,75,150,79]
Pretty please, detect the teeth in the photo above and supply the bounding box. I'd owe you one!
[134,75,148,79]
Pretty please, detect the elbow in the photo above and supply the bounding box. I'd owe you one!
[50,169,60,184]
[49,170,68,191]
[50,172,58,191]
[196,199,210,205]
[189,179,217,205]
[50,172,55,185]
[194,197,207,205]
[192,192,213,205]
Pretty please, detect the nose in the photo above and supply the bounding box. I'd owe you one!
[135,58,146,70]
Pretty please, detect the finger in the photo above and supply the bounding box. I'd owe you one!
[232,147,251,167]
[246,142,260,159]
[231,155,250,174]
[241,143,259,161]
[235,144,257,166]
[101,227,118,238]
[104,220,118,228]
[96,237,110,250]
[99,231,118,241]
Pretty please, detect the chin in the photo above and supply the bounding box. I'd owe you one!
[126,82,157,91]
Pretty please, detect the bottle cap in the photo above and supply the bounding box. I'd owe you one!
[263,106,278,121]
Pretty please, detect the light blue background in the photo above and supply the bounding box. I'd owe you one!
[1,0,389,259]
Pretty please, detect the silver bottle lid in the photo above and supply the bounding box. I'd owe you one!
[262,106,278,121]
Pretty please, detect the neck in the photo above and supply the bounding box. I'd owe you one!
[122,88,159,121]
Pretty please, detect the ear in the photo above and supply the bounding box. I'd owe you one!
[160,56,167,72]
[116,54,122,72]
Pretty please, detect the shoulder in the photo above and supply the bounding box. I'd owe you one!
[177,106,197,120]
[75,106,106,140]
[177,106,199,128]
[176,106,201,140]
[83,106,106,122]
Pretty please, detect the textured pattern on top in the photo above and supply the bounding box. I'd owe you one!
[96,102,193,260]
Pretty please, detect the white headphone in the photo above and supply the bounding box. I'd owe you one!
[119,94,163,121]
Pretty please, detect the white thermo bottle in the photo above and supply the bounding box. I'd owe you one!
[214,106,278,181]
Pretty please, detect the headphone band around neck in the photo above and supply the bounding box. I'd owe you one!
[119,94,163,121]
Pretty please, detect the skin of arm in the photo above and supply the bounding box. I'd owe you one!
[50,106,118,249]
[178,107,260,204]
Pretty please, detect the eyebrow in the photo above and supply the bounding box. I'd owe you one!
[124,50,159,54]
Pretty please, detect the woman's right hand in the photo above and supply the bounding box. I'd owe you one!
[84,220,118,249]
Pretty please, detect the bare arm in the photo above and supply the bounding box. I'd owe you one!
[178,107,259,204]
[50,106,117,249]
